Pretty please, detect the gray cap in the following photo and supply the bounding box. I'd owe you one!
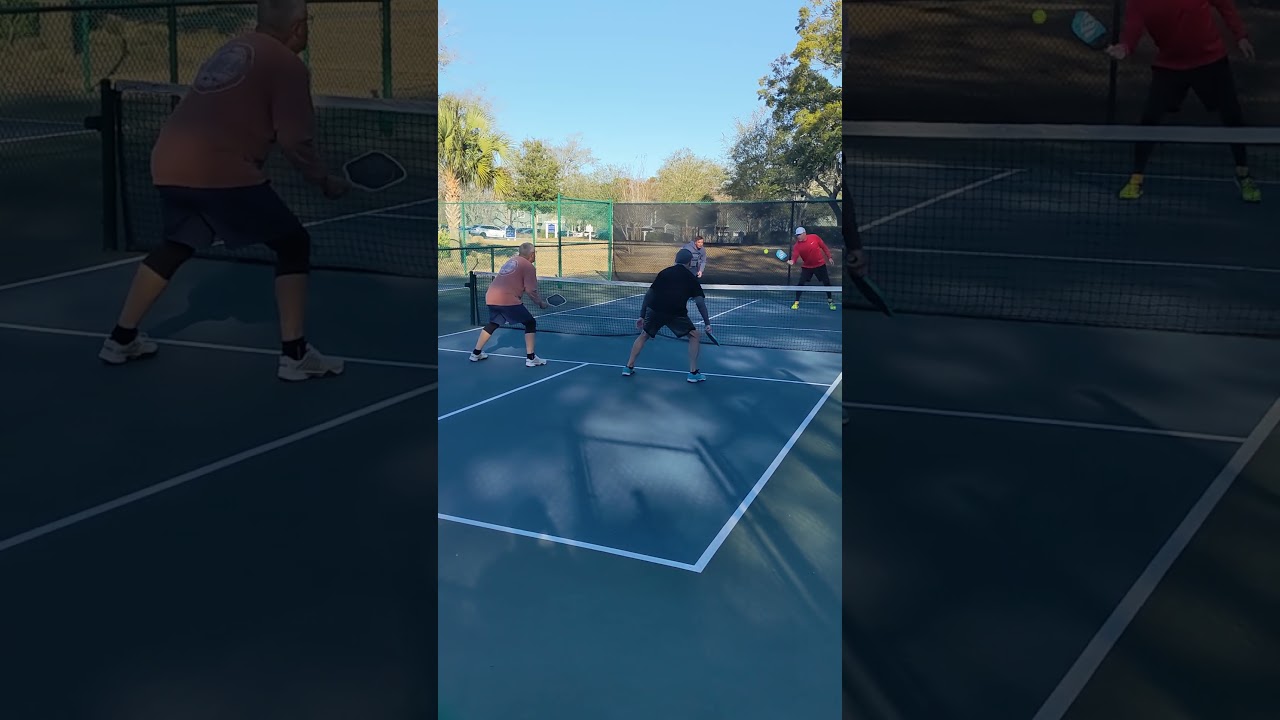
[675,248,693,266]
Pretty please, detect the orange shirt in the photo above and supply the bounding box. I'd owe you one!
[151,32,328,189]
[486,255,542,306]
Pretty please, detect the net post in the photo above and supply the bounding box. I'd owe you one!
[459,201,468,271]
[607,200,614,279]
[98,79,119,251]
[468,272,478,324]
[556,195,564,277]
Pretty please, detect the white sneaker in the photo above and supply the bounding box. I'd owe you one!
[525,355,547,367]
[99,334,159,364]
[469,351,488,362]
[277,344,344,381]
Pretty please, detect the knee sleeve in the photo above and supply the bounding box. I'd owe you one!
[524,319,537,333]
[142,240,195,280]
[269,227,311,276]
[483,322,500,333]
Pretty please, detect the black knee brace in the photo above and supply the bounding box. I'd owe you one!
[269,227,311,276]
[524,319,537,334]
[142,240,195,280]
[483,322,500,333]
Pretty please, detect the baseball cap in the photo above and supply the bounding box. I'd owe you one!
[794,227,805,236]
[675,248,694,266]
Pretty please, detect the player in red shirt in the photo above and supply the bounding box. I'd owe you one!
[787,227,837,311]
[1106,0,1260,202]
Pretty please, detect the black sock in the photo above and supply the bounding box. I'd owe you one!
[282,337,308,360]
[110,325,138,344]
[526,353,535,360]
[472,348,482,355]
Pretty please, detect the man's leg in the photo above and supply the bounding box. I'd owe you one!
[1194,58,1260,201]
[793,267,815,308]
[687,328,700,372]
[100,188,203,364]
[1124,68,1187,199]
[814,265,836,308]
[523,319,546,366]
[625,333,648,372]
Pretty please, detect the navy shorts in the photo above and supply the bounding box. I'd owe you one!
[157,183,305,250]
[488,303,535,326]
[642,309,695,339]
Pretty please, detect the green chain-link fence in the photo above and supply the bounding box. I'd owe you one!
[440,196,614,280]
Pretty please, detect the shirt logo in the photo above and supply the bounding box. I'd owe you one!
[192,42,255,94]
[498,256,521,275]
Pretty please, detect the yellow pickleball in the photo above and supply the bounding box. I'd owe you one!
[1032,9,1047,24]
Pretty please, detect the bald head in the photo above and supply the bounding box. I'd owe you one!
[257,0,309,51]
[519,242,536,259]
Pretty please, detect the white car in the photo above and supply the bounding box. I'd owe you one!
[468,225,505,239]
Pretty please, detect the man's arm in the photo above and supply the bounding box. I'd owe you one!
[522,261,546,307]
[1117,0,1146,54]
[1211,0,1249,41]
[271,59,329,187]
[692,296,711,325]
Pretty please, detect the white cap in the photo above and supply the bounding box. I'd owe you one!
[794,227,805,235]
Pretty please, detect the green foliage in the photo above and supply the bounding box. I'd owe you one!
[726,0,841,203]
[509,139,562,202]
[654,149,727,202]
[0,0,40,46]
[437,93,514,203]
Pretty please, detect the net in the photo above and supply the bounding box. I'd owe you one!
[106,80,436,278]
[844,121,1280,337]
[610,200,843,284]
[469,271,842,353]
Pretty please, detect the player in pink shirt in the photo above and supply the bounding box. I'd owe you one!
[469,244,550,367]
[96,0,352,381]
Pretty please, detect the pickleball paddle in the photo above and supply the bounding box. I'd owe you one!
[850,273,893,316]
[343,151,407,192]
[545,293,566,306]
[1071,10,1108,49]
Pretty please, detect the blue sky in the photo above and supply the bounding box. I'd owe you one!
[438,0,818,173]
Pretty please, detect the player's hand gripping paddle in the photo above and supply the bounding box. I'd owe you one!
[701,325,720,346]
[343,151,407,192]
[1071,10,1108,49]
[850,273,893,316]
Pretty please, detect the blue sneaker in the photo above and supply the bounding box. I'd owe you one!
[622,366,636,376]
[686,371,706,383]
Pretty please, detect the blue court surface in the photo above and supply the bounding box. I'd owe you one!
[843,148,1280,718]
[437,298,844,718]
[0,252,434,718]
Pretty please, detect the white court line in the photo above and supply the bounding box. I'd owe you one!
[845,401,1245,443]
[304,198,435,229]
[0,256,146,293]
[693,372,844,573]
[1074,170,1280,186]
[0,381,437,555]
[438,346,832,387]
[0,322,435,372]
[438,363,588,421]
[437,514,699,572]
[438,286,468,293]
[370,212,434,220]
[858,169,1025,233]
[863,245,1280,275]
[0,129,96,145]
[860,159,1016,173]
[1030,396,1280,720]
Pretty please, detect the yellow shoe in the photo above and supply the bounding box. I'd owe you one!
[828,301,837,310]
[1239,175,1261,203]
[1118,175,1143,200]
[791,301,800,310]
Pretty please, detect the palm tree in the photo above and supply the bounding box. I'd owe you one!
[438,94,513,244]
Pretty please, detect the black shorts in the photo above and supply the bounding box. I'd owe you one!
[488,303,535,326]
[1147,57,1240,115]
[798,264,832,285]
[642,309,696,339]
[157,183,305,250]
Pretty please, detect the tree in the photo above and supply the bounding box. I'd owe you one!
[724,108,788,201]
[740,0,841,217]
[437,94,513,241]
[654,149,726,202]
[510,139,562,202]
